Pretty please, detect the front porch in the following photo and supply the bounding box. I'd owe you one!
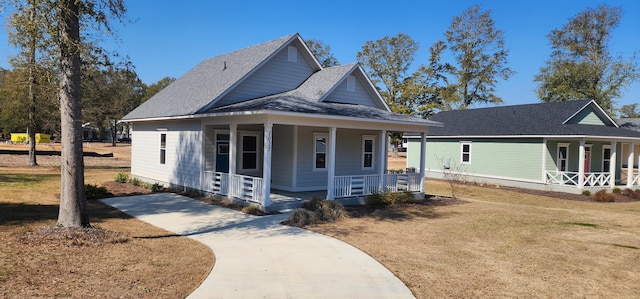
[544,139,640,190]
[202,171,424,210]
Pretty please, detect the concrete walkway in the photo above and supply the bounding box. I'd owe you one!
[102,193,414,299]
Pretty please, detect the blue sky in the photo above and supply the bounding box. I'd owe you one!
[1,0,638,110]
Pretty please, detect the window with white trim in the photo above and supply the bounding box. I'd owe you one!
[288,46,297,62]
[241,134,259,171]
[362,135,375,170]
[460,142,471,164]
[557,144,569,172]
[347,76,356,92]
[160,133,166,165]
[603,146,611,172]
[313,133,328,171]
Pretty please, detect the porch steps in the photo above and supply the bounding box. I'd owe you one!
[351,177,365,196]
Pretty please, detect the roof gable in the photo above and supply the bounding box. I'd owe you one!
[320,64,389,110]
[211,38,319,108]
[563,101,618,126]
[123,33,321,120]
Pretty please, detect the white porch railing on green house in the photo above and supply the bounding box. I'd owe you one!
[204,171,265,204]
[334,173,422,198]
[545,171,611,187]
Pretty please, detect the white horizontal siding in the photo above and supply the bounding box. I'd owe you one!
[294,126,380,190]
[131,120,203,190]
[216,43,315,107]
[271,124,294,188]
[324,72,383,109]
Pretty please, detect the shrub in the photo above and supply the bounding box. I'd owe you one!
[365,191,414,206]
[85,184,109,200]
[151,183,164,193]
[301,197,324,211]
[315,200,348,222]
[591,190,615,202]
[128,177,141,186]
[581,190,591,196]
[622,188,640,200]
[612,187,621,194]
[365,192,388,206]
[114,172,129,183]
[241,205,265,216]
[288,209,316,227]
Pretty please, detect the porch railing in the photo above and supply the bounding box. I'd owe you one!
[204,171,265,204]
[334,173,422,198]
[545,171,611,187]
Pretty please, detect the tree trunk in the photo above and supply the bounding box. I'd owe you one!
[57,0,89,228]
[111,119,117,146]
[27,0,37,167]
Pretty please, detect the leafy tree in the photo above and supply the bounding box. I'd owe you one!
[357,33,420,115]
[305,39,339,67]
[443,5,514,109]
[2,0,128,227]
[5,0,55,165]
[619,103,640,118]
[534,5,638,113]
[357,34,450,156]
[83,66,144,145]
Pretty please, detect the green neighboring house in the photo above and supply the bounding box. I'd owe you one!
[406,100,640,193]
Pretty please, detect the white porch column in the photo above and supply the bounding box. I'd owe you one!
[262,123,273,207]
[229,124,237,175]
[578,139,585,188]
[610,141,617,187]
[419,132,427,193]
[627,143,635,188]
[378,130,387,191]
[326,127,337,200]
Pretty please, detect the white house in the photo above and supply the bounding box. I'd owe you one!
[122,33,441,210]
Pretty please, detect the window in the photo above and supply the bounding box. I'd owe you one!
[288,46,297,62]
[557,144,569,172]
[347,76,356,92]
[241,134,258,171]
[362,135,375,169]
[461,142,471,164]
[603,146,611,172]
[160,133,166,164]
[313,133,328,171]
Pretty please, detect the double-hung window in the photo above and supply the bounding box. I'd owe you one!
[602,146,611,172]
[460,142,471,164]
[160,133,167,165]
[313,133,328,171]
[557,144,569,172]
[362,135,375,170]
[241,134,258,171]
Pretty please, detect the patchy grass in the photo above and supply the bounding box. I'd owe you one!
[0,150,214,298]
[308,179,640,298]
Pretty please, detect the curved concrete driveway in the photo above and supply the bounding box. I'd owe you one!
[102,193,414,299]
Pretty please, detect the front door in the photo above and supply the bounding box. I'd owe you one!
[584,147,591,173]
[215,133,230,172]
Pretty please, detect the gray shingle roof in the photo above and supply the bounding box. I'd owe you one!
[618,118,640,132]
[293,63,358,102]
[122,34,299,120]
[426,100,640,138]
[206,92,440,125]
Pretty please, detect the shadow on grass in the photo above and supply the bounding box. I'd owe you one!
[0,200,133,226]
[344,196,466,222]
[0,173,58,183]
[0,203,59,225]
[134,234,182,239]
